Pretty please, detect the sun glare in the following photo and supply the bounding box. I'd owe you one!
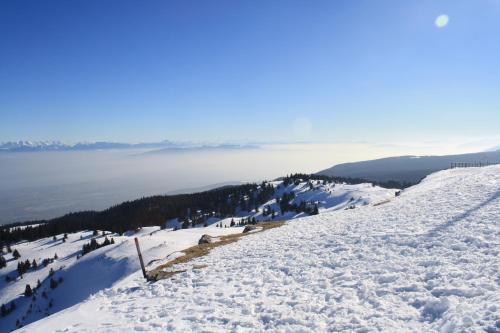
[435,14,449,28]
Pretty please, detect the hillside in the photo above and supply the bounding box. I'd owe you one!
[16,165,500,332]
[1,175,397,244]
[317,150,500,184]
[0,179,395,332]
[0,227,245,332]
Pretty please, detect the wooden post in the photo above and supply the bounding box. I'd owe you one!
[134,237,147,280]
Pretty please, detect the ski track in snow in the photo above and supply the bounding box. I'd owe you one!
[20,166,500,332]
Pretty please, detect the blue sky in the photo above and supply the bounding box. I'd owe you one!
[1,0,499,145]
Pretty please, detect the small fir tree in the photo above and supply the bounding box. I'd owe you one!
[24,284,33,297]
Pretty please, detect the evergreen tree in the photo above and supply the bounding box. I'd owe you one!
[0,303,7,317]
[53,253,58,260]
[25,259,31,269]
[12,249,21,259]
[50,278,58,289]
[0,255,6,269]
[17,261,30,277]
[32,259,37,269]
[24,284,33,297]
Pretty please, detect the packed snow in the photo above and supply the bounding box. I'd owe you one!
[5,166,500,332]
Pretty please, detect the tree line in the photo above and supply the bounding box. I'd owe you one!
[0,182,273,244]
[0,175,412,245]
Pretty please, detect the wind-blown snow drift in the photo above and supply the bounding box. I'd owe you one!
[21,166,500,332]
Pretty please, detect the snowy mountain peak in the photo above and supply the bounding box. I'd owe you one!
[0,140,259,152]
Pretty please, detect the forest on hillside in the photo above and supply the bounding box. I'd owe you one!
[0,174,412,245]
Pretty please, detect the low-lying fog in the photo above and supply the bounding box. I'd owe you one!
[0,143,476,224]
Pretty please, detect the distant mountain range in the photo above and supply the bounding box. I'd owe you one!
[317,149,500,184]
[0,140,258,152]
[486,144,500,152]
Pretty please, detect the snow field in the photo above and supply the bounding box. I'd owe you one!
[21,165,500,332]
[0,227,243,332]
[2,178,394,332]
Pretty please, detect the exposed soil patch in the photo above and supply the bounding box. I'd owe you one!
[148,222,285,281]
[373,199,391,206]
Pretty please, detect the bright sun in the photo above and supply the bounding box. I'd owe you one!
[435,14,449,28]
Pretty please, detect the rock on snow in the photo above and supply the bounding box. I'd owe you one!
[21,165,500,332]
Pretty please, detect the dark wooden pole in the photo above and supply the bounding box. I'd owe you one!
[134,237,147,280]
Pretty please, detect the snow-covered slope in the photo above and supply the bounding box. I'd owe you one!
[1,179,393,332]
[18,165,500,332]
[0,227,244,332]
[166,180,397,229]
